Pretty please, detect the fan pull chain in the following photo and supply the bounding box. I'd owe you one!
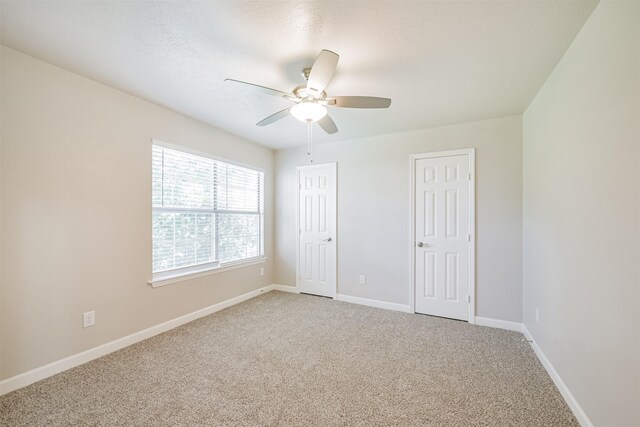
[307,121,313,163]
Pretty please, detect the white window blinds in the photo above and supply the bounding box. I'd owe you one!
[152,145,264,275]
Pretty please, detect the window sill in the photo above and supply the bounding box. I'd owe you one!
[148,257,267,288]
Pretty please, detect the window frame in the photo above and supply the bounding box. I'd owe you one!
[149,140,266,288]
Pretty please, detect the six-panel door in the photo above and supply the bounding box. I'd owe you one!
[297,163,337,298]
[415,155,470,320]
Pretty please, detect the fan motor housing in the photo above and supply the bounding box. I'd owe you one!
[293,85,326,101]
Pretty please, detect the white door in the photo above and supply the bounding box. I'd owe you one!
[414,153,472,321]
[297,163,337,298]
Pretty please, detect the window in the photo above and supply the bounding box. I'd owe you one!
[152,144,264,281]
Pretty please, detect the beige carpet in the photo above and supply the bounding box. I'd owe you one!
[1,291,577,426]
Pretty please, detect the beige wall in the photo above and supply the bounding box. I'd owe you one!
[0,47,275,380]
[522,1,640,425]
[5,5,638,423]
[275,115,523,322]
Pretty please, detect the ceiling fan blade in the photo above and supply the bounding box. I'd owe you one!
[225,78,292,98]
[326,96,392,108]
[256,108,291,126]
[307,50,339,95]
[318,114,338,134]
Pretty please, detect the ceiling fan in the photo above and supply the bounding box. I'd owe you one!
[225,49,392,135]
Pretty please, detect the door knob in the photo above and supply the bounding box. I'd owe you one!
[323,237,332,242]
[417,242,429,247]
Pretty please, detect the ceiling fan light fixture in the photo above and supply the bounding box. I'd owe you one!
[227,49,391,134]
[290,101,327,123]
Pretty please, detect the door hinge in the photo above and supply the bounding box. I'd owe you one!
[299,183,302,189]
[299,229,302,234]
[467,234,471,242]
[468,172,471,181]
[467,295,471,303]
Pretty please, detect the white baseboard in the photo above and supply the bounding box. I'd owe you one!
[0,285,275,396]
[474,316,523,332]
[522,325,593,427]
[0,285,593,427]
[469,318,592,426]
[270,284,298,293]
[335,293,412,313]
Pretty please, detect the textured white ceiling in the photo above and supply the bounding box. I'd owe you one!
[0,0,597,149]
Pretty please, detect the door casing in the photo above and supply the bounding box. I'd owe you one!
[409,149,476,322]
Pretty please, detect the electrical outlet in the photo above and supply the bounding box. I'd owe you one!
[359,275,366,285]
[259,267,264,276]
[535,308,540,324]
[83,311,95,328]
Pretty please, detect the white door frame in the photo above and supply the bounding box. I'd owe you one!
[409,149,476,323]
[295,162,337,298]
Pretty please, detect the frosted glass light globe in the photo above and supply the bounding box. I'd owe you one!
[290,101,327,123]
